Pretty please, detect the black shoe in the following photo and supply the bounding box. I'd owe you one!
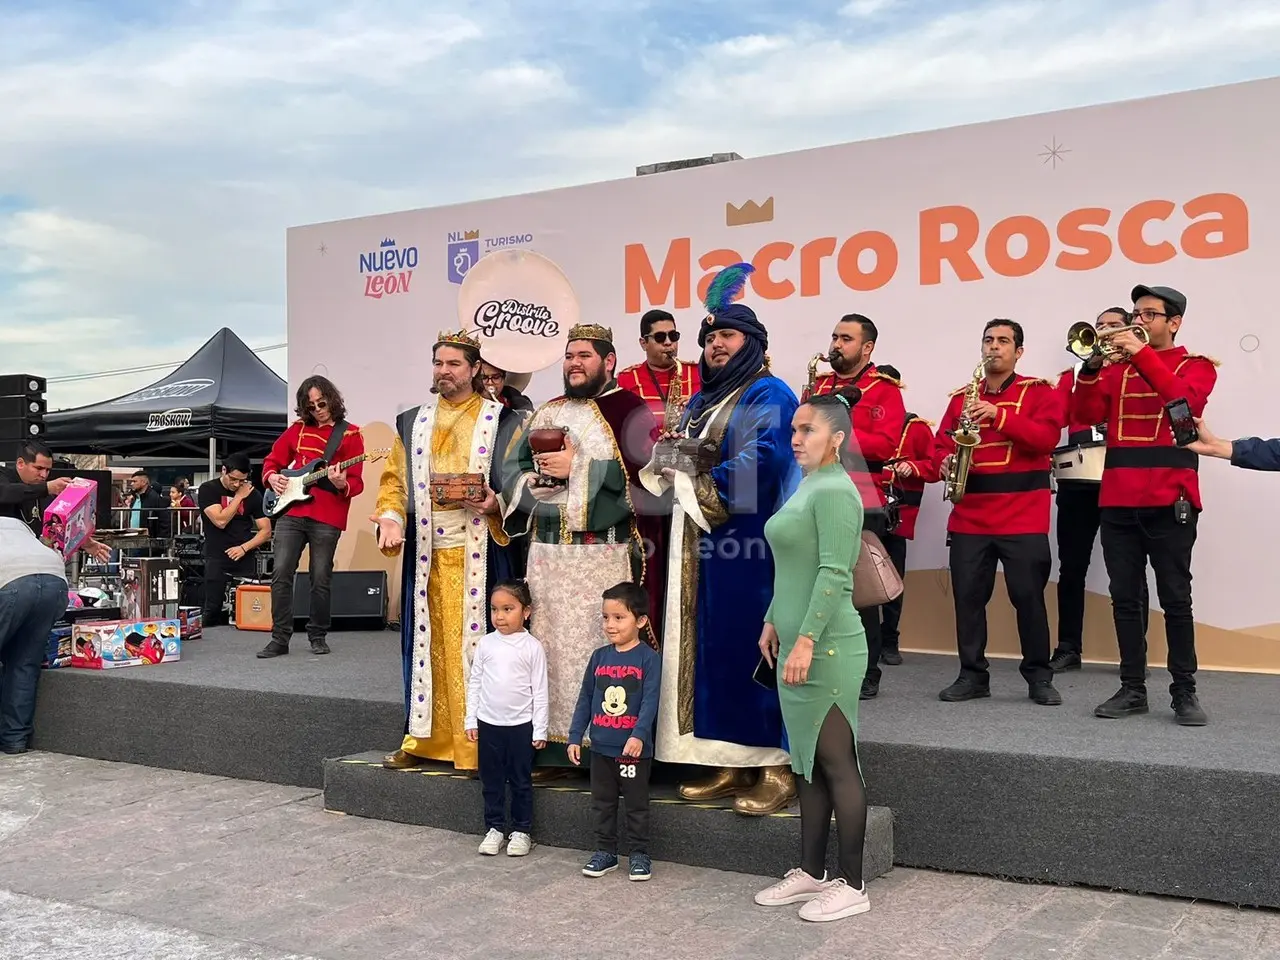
[1094,686,1148,719]
[939,678,990,702]
[257,642,289,659]
[1029,681,1063,706]
[859,679,879,700]
[1,744,27,755]
[880,648,903,666]
[1172,691,1207,726]
[310,638,331,655]
[1049,650,1081,672]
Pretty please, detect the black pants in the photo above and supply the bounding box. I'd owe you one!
[202,552,257,627]
[949,532,1052,685]
[270,515,341,646]
[857,511,888,684]
[880,533,909,652]
[798,705,867,885]
[1100,506,1198,694]
[478,719,535,833]
[1055,484,1149,656]
[590,751,651,855]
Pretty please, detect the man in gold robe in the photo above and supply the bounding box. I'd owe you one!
[375,330,526,771]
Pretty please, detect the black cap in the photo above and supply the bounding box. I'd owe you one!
[1131,284,1186,318]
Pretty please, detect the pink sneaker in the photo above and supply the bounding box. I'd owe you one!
[797,878,871,922]
[753,867,829,906]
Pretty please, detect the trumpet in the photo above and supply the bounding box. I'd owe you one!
[1066,321,1149,362]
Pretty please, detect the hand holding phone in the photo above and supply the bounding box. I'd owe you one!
[1165,398,1199,447]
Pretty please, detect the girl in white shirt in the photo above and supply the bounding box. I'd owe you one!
[465,579,549,857]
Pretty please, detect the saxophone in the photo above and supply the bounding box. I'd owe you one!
[806,353,831,397]
[663,361,686,434]
[943,356,993,503]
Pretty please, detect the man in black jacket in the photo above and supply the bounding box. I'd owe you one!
[0,440,72,534]
[124,470,172,539]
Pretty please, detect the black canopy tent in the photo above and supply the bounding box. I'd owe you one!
[44,328,288,469]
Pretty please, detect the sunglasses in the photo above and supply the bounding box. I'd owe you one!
[647,331,680,344]
[307,399,329,411]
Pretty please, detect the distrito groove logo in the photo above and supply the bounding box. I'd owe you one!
[111,379,214,405]
[473,299,560,340]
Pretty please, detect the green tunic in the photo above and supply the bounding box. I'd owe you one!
[762,461,867,782]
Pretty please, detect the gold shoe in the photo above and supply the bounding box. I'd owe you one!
[678,766,756,801]
[381,749,425,770]
[733,765,797,816]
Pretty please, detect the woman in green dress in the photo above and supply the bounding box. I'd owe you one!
[753,387,872,923]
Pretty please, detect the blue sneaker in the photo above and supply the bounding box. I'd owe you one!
[582,852,619,877]
[629,853,652,881]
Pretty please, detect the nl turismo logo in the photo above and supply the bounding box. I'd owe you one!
[360,237,418,300]
[446,229,536,284]
[145,408,194,432]
[111,379,214,405]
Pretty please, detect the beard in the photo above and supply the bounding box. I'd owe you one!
[564,367,608,399]
[829,350,857,375]
[433,375,471,399]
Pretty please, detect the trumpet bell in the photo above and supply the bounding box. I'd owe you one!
[1066,321,1097,360]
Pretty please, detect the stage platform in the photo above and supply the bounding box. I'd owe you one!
[31,626,1280,907]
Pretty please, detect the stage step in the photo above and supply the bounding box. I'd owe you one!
[323,752,895,882]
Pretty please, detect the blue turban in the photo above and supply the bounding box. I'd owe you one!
[697,302,769,350]
[691,303,770,413]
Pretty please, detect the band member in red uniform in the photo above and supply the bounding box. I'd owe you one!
[875,363,934,666]
[1070,285,1216,726]
[616,309,701,428]
[927,320,1064,706]
[802,314,905,699]
[261,376,365,658]
[1049,308,1149,672]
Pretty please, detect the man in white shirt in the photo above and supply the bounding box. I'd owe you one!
[0,517,71,755]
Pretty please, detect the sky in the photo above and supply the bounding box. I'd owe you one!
[2,0,1279,411]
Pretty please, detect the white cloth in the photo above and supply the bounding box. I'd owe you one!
[0,518,67,591]
[464,629,550,741]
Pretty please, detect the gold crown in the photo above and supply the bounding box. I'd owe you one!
[726,197,774,227]
[435,329,480,349]
[463,229,480,240]
[568,323,614,344]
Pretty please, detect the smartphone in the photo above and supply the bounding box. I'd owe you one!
[1165,398,1199,447]
[752,655,778,691]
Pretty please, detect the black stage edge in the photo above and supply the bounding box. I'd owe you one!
[31,627,1280,906]
[323,752,895,882]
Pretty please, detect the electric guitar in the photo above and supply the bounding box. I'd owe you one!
[263,448,389,520]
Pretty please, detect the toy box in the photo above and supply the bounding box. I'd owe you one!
[121,557,180,621]
[71,618,181,669]
[178,606,203,640]
[41,478,98,560]
[44,625,73,669]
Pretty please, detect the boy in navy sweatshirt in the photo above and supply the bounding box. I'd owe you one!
[567,581,662,882]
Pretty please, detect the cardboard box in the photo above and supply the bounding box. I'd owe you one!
[44,625,73,669]
[177,606,203,640]
[41,478,98,560]
[71,618,181,669]
[121,557,181,621]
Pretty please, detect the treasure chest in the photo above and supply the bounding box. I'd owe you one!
[430,472,485,505]
[652,435,719,475]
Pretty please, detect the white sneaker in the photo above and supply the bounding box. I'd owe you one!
[753,867,829,906]
[797,878,871,922]
[507,832,533,856]
[478,828,504,856]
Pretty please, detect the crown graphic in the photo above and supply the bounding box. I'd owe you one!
[380,237,396,248]
[568,323,614,344]
[726,198,774,227]
[435,329,480,349]
[463,229,480,241]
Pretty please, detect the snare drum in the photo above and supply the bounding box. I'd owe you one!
[1052,442,1106,484]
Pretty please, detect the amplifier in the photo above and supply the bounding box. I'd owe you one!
[293,570,388,629]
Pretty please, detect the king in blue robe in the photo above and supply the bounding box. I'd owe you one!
[640,263,801,817]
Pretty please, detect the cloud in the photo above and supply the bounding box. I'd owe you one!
[1,0,1277,412]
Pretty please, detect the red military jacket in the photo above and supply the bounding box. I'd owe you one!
[881,414,934,540]
[1055,367,1103,438]
[925,372,1062,536]
[616,360,701,429]
[1069,345,1217,509]
[803,363,906,511]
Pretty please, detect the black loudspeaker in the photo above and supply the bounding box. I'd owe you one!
[0,374,46,395]
[0,395,46,419]
[292,570,388,629]
[0,373,46,443]
[0,417,45,441]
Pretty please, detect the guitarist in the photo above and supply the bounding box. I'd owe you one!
[260,376,365,658]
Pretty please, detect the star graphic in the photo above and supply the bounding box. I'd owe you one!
[318,242,328,255]
[1039,137,1071,169]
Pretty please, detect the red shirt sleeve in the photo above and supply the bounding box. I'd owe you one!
[1129,348,1217,414]
[340,427,366,499]
[996,382,1064,456]
[1070,365,1111,427]
[924,394,963,484]
[263,423,300,481]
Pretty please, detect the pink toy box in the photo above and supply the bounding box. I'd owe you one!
[41,478,98,560]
